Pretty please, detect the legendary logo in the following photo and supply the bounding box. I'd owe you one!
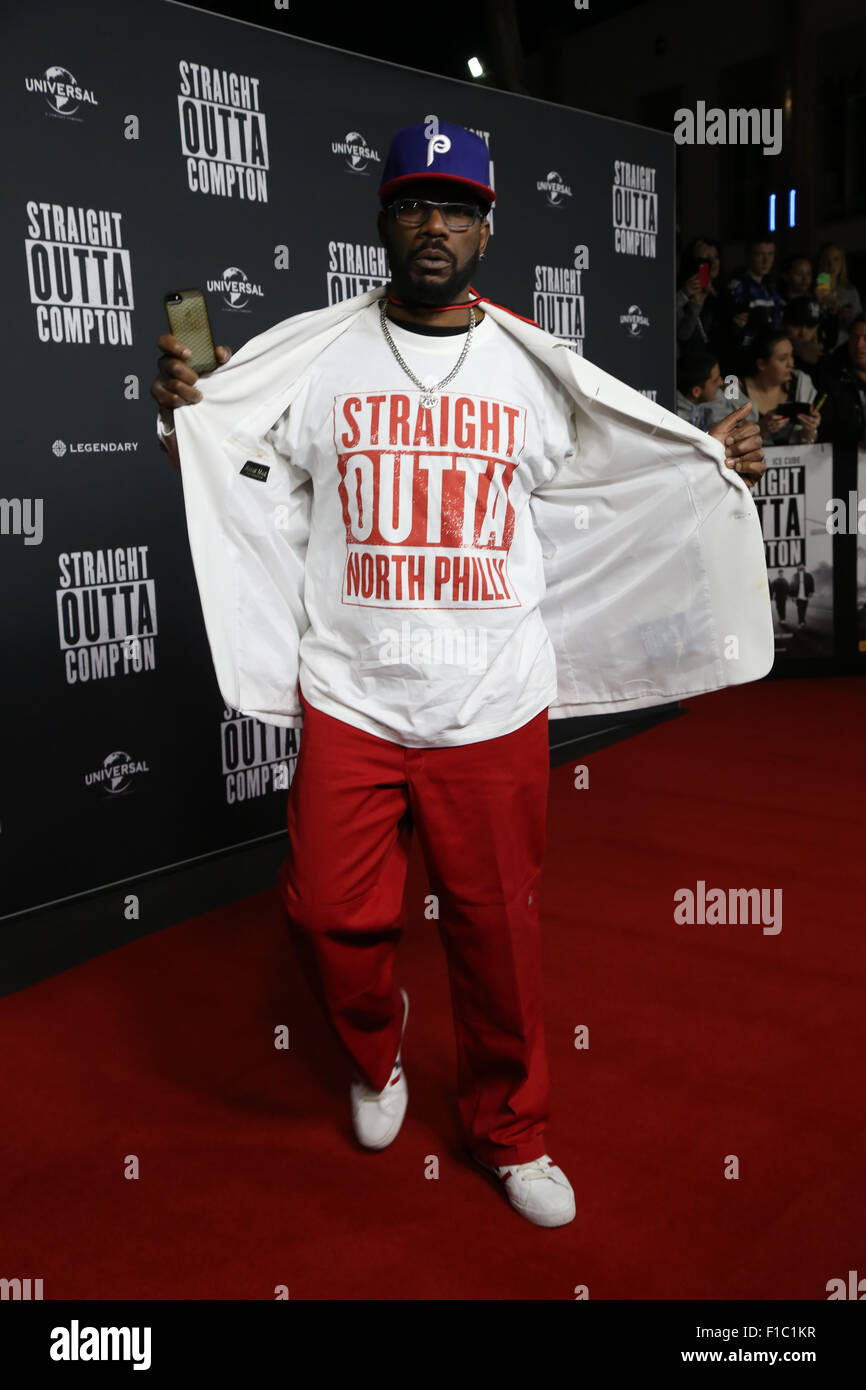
[51,440,139,454]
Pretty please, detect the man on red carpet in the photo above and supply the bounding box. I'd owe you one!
[151,119,766,1229]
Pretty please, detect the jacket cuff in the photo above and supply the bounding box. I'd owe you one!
[157,407,176,440]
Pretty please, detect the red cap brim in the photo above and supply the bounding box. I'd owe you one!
[379,172,496,205]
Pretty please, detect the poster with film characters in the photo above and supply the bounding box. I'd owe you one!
[751,443,834,658]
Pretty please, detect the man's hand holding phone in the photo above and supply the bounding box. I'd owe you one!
[150,335,232,468]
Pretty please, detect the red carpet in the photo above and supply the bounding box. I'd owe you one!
[1,677,864,1300]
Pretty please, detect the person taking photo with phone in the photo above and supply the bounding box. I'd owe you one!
[739,332,821,445]
[675,235,723,358]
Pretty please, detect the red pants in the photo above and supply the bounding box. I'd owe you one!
[277,686,551,1166]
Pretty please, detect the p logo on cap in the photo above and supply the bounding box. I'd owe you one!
[426,132,452,165]
[379,117,496,206]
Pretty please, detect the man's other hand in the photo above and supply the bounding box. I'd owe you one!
[709,402,765,488]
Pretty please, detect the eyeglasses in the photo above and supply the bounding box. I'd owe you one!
[386,198,483,231]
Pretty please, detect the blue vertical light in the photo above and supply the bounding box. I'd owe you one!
[769,193,776,232]
[789,188,797,227]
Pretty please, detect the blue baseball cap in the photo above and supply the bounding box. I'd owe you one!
[379,119,496,206]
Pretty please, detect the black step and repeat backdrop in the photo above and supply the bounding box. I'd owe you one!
[3,0,680,918]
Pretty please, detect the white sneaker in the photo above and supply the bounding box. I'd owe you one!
[474,1152,576,1227]
[350,988,409,1151]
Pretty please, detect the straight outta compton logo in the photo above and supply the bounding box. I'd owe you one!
[333,390,528,608]
[221,706,299,804]
[56,546,157,684]
[177,60,269,201]
[612,160,657,258]
[25,202,134,345]
[326,240,388,303]
[532,246,588,353]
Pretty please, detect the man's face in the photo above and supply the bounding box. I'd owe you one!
[377,178,490,307]
[749,242,775,278]
[785,322,817,349]
[697,362,723,402]
[849,322,866,373]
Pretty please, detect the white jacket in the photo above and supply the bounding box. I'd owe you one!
[166,285,774,729]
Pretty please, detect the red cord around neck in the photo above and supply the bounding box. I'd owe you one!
[386,285,487,314]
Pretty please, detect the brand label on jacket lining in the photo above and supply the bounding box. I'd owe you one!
[240,460,270,481]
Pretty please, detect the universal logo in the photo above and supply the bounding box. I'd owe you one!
[51,440,139,456]
[331,130,381,175]
[205,266,263,312]
[25,66,98,118]
[620,304,650,337]
[537,171,573,208]
[85,751,150,796]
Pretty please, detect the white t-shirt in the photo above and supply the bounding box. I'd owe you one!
[263,301,577,747]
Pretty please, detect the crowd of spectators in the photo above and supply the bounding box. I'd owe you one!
[674,235,866,447]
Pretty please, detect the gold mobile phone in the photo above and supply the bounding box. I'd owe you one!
[164,288,218,376]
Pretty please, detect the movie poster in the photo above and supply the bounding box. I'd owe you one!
[751,443,834,658]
